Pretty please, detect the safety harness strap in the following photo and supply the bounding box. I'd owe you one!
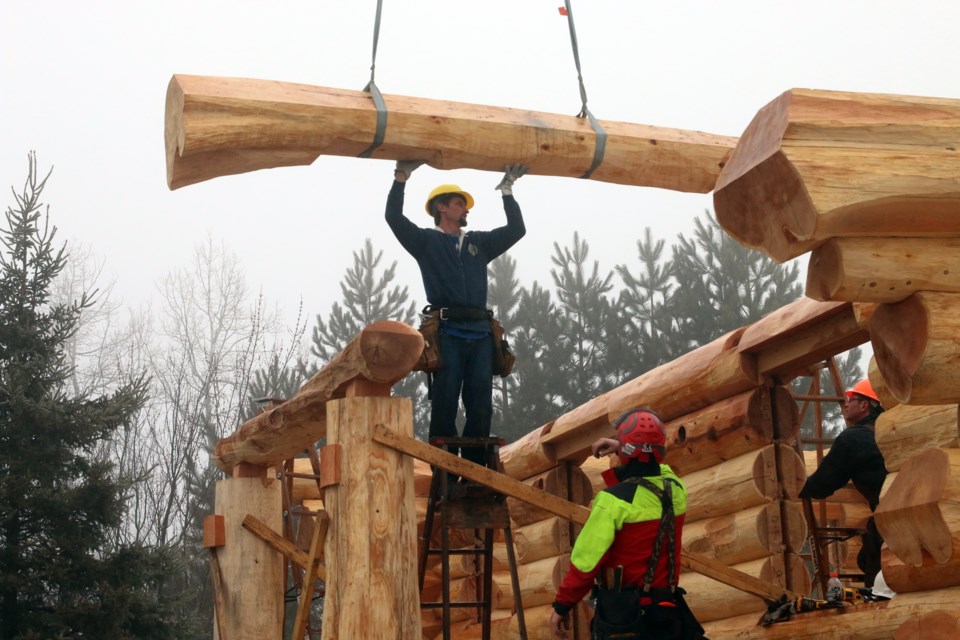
[625,476,679,592]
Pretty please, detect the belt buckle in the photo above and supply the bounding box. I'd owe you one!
[439,307,449,321]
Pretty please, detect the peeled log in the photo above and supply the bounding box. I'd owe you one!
[683,444,806,522]
[736,298,872,379]
[514,516,571,565]
[806,237,960,303]
[666,385,798,477]
[492,554,568,610]
[499,423,557,481]
[894,610,960,640]
[507,465,593,527]
[875,448,960,565]
[702,586,960,639]
[875,403,959,471]
[869,355,901,411]
[871,292,960,404]
[882,544,960,595]
[682,554,810,623]
[714,88,960,262]
[165,75,735,193]
[214,320,422,471]
[683,501,807,566]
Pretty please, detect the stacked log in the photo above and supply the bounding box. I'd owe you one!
[875,403,959,472]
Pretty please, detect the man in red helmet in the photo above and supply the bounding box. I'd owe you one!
[800,378,888,587]
[550,408,706,640]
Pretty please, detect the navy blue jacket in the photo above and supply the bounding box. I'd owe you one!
[385,180,525,332]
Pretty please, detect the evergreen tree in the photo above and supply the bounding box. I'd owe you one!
[0,155,183,638]
[666,212,803,354]
[550,233,617,408]
[309,239,428,435]
[486,254,524,441]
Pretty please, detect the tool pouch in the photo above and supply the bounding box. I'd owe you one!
[490,317,516,378]
[592,587,703,640]
[413,312,441,373]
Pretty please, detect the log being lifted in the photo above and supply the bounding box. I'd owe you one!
[164,74,736,192]
[714,89,960,262]
[870,291,960,404]
[213,320,422,471]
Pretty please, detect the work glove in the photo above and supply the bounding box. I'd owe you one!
[394,160,425,181]
[495,163,529,196]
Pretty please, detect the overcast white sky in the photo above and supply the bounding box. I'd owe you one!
[2,1,959,348]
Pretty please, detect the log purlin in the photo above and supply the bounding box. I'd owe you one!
[212,320,422,472]
[165,74,737,193]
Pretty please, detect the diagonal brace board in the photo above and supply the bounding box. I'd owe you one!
[370,424,799,604]
[165,74,736,192]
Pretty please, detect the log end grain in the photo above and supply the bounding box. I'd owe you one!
[870,293,929,403]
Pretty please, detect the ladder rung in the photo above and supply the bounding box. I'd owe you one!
[425,548,486,555]
[421,601,488,609]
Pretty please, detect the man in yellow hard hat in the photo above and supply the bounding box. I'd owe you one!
[386,160,527,468]
[800,378,888,587]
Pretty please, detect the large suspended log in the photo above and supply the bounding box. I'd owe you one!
[682,501,807,566]
[714,88,960,262]
[666,385,798,477]
[875,448,960,566]
[702,586,960,640]
[871,292,960,404]
[213,320,422,471]
[684,444,805,523]
[806,237,960,303]
[682,554,810,623]
[165,74,736,192]
[893,609,960,639]
[875,403,959,472]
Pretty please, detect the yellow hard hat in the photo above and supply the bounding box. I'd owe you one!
[424,184,474,215]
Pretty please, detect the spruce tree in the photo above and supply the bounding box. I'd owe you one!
[0,155,181,638]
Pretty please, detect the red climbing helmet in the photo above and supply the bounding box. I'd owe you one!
[614,407,666,464]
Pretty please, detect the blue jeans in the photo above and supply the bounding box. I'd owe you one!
[429,331,494,468]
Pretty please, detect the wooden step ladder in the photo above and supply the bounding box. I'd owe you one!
[418,436,527,640]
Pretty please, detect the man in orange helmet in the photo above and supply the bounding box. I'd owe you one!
[550,408,705,640]
[386,161,527,468]
[800,378,888,587]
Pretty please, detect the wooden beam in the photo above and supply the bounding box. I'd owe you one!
[714,88,960,262]
[241,514,312,572]
[293,511,330,640]
[213,320,422,471]
[371,424,796,604]
[165,74,736,192]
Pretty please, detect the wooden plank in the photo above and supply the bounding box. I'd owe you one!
[714,88,960,262]
[241,514,312,571]
[294,511,330,640]
[204,514,225,548]
[209,549,229,640]
[165,75,736,193]
[372,424,795,604]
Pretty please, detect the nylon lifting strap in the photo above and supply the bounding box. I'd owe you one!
[561,0,607,179]
[359,0,388,158]
[625,476,679,591]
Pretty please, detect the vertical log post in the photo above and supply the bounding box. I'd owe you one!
[214,470,284,639]
[321,393,421,639]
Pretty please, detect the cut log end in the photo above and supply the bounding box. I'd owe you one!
[358,320,425,383]
[870,293,929,403]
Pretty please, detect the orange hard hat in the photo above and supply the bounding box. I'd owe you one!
[845,379,880,403]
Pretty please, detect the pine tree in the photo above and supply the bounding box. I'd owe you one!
[486,254,523,441]
[0,155,182,638]
[309,239,428,435]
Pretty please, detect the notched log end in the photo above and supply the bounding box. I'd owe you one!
[164,75,187,190]
[359,320,424,383]
[870,293,928,403]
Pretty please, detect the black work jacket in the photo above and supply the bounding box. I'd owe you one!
[799,417,888,510]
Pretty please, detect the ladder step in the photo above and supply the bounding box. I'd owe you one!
[421,601,489,609]
[424,548,488,556]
